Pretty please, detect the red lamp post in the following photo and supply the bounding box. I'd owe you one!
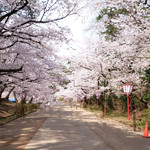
[96,91,101,107]
[123,84,133,121]
[104,108,107,117]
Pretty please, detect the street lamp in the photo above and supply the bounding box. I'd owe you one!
[123,84,133,121]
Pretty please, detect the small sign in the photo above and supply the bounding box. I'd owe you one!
[87,94,91,99]
[123,84,133,95]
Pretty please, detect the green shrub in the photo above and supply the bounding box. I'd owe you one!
[58,97,64,101]
[82,102,87,108]
[15,103,38,116]
[88,105,100,112]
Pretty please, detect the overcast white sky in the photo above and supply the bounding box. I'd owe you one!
[57,15,97,58]
[56,1,100,58]
[56,16,85,57]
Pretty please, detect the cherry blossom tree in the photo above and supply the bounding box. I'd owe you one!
[0,42,71,102]
[0,0,80,50]
[0,0,84,103]
[57,0,150,109]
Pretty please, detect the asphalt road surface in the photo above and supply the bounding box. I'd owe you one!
[24,104,150,150]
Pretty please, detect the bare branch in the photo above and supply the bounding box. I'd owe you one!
[5,86,15,99]
[79,65,92,71]
[0,0,28,22]
[0,64,23,73]
[0,40,18,50]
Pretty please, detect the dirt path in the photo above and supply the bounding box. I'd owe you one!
[24,104,150,150]
[71,107,150,150]
[0,104,150,150]
[0,108,48,150]
[25,105,112,150]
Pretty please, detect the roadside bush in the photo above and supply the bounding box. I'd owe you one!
[106,96,114,109]
[90,94,97,105]
[58,97,64,101]
[88,105,100,112]
[15,103,38,116]
[82,102,87,108]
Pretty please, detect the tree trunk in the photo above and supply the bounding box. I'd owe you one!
[97,76,100,90]
[5,86,15,99]
[133,110,136,131]
[29,97,33,103]
[13,91,18,103]
[0,84,7,103]
[130,98,135,111]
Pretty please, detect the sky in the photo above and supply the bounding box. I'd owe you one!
[59,16,99,58]
[56,16,86,57]
[56,1,96,58]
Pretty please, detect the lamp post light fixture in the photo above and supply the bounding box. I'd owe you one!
[123,84,133,121]
[96,90,101,107]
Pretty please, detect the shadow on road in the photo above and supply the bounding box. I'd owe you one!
[25,107,111,150]
[1,105,150,150]
[86,121,150,150]
[0,110,47,150]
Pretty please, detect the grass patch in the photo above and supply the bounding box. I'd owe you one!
[0,103,39,125]
[82,104,103,117]
[0,115,17,124]
[88,105,102,112]
[136,109,150,130]
[82,104,150,132]
[107,109,150,132]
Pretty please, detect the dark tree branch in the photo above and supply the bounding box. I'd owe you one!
[10,34,43,45]
[13,53,20,63]
[13,91,18,103]
[0,0,28,22]
[7,74,24,81]
[9,5,77,31]
[0,84,7,99]
[0,40,18,50]
[6,86,15,99]
[144,0,148,5]
[79,65,92,71]
[40,0,58,21]
[0,65,23,73]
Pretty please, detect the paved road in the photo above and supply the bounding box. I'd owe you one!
[25,105,150,150]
